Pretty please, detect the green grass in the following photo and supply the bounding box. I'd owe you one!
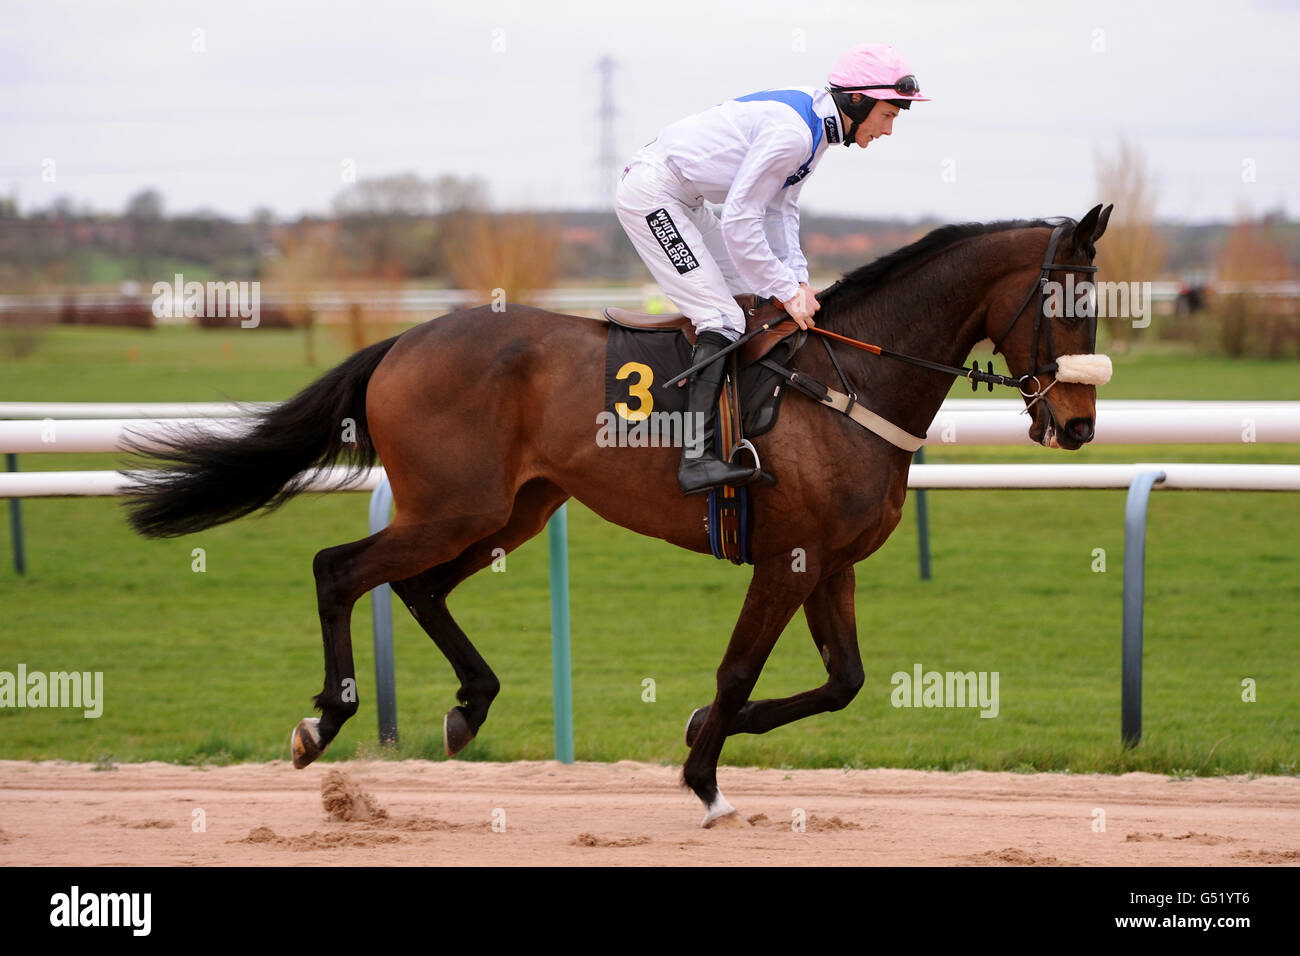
[1,325,1297,776]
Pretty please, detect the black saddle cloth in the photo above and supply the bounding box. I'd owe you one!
[603,323,799,439]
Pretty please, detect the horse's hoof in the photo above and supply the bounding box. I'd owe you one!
[700,790,747,829]
[291,717,324,769]
[444,706,476,757]
[684,706,706,747]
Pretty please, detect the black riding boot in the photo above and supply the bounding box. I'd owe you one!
[677,331,760,495]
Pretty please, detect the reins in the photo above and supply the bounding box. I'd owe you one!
[800,323,1027,393]
[799,222,1101,399]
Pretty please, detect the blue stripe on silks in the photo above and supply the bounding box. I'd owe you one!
[733,89,823,188]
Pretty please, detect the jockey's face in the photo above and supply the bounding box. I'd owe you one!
[852,98,900,148]
[837,98,899,150]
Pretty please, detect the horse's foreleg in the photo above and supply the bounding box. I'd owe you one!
[292,516,504,768]
[682,559,814,828]
[391,479,568,756]
[685,566,863,745]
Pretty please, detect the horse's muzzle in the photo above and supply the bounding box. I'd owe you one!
[1064,417,1095,444]
[1028,401,1093,450]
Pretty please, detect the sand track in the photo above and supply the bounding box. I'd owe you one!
[1,759,1297,866]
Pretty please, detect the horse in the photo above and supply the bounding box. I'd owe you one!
[124,203,1114,828]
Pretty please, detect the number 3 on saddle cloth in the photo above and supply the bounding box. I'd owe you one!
[602,295,804,565]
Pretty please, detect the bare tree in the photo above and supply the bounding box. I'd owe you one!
[331,173,488,280]
[430,174,490,215]
[1094,141,1166,348]
[124,189,165,221]
[443,212,559,307]
[263,218,343,365]
[1214,211,1297,357]
[124,188,167,278]
[333,173,435,219]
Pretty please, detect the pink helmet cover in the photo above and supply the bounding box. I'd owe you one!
[828,43,930,101]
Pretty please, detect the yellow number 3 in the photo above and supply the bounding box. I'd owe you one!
[615,361,654,422]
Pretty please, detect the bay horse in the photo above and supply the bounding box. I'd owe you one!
[125,204,1114,828]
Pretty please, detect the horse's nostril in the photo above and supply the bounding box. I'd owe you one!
[1066,417,1094,442]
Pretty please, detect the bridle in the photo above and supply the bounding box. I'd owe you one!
[988,222,1099,410]
[790,221,1104,398]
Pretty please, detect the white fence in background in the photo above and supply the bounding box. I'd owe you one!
[3,399,1296,749]
[4,463,1298,498]
[2,400,1297,453]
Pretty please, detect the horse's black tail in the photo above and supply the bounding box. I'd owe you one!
[123,335,401,538]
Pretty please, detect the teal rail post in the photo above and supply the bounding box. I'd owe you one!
[367,478,398,746]
[548,504,574,763]
[913,446,931,581]
[7,454,24,575]
[1121,469,1166,748]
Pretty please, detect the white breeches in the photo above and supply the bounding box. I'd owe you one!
[615,140,748,342]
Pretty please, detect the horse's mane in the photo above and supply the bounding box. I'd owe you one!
[818,216,1073,308]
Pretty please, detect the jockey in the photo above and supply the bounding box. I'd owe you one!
[615,43,929,495]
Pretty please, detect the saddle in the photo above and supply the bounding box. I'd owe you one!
[603,294,800,369]
[601,294,807,566]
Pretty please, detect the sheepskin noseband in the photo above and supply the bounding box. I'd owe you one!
[1054,353,1112,386]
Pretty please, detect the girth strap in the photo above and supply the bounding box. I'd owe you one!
[758,359,926,452]
[822,387,926,452]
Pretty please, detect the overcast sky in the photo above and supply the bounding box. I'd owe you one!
[3,0,1297,224]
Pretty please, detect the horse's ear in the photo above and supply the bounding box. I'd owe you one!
[1093,203,1114,243]
[1072,204,1103,250]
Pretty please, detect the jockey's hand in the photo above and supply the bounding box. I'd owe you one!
[778,283,820,330]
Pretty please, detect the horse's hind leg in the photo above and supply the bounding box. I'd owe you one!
[390,479,568,756]
[685,566,863,745]
[291,513,508,768]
